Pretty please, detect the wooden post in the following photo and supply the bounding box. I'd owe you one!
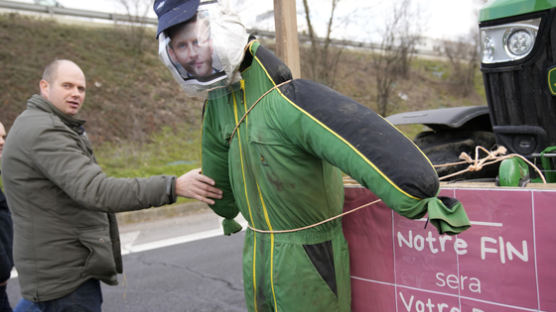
[273,0,301,78]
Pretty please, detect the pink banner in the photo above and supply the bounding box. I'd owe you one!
[343,185,556,312]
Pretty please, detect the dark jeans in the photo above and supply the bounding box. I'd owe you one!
[13,298,40,312]
[36,279,102,312]
[0,284,13,312]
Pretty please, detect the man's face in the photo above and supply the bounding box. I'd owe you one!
[169,19,214,78]
[40,61,86,116]
[0,122,5,160]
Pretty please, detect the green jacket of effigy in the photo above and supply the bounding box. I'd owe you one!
[202,40,470,312]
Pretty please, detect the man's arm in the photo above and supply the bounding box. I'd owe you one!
[31,126,220,212]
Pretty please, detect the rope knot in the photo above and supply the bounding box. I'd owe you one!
[438,145,546,183]
[468,163,482,171]
[459,152,473,163]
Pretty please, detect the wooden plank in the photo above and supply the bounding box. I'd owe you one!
[440,181,556,190]
[273,0,301,78]
[343,176,556,190]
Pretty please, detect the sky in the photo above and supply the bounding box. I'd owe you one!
[12,0,483,41]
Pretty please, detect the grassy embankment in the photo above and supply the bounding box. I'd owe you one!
[0,13,486,214]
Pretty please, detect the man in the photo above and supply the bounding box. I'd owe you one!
[155,1,470,311]
[1,123,39,312]
[1,59,223,311]
[0,121,14,312]
[167,13,214,78]
[158,5,228,97]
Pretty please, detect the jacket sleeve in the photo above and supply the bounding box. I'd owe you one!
[0,190,13,282]
[30,125,176,213]
[274,79,470,235]
[201,102,241,235]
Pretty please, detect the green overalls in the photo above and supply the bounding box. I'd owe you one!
[202,41,470,312]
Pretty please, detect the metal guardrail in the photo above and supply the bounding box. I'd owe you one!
[0,0,438,56]
[0,0,158,25]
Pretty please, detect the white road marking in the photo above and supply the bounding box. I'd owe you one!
[120,231,140,255]
[127,228,226,254]
[9,217,248,280]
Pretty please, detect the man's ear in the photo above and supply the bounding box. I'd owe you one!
[39,79,49,98]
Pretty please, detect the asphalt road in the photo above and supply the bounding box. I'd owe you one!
[102,232,246,312]
[6,210,248,312]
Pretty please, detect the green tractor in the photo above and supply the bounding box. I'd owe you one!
[387,0,556,184]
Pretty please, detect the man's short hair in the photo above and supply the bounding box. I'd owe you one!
[42,59,63,83]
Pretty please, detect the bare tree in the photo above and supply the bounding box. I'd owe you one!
[441,0,484,97]
[373,0,421,117]
[302,0,343,88]
[117,0,153,55]
[441,33,480,97]
[394,17,421,78]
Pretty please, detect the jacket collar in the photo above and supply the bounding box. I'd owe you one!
[27,94,86,134]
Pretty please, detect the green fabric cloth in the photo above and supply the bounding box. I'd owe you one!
[426,197,471,235]
[222,218,242,235]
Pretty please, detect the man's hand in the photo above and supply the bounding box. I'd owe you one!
[175,168,223,205]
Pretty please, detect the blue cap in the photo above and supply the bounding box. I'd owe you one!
[153,0,200,38]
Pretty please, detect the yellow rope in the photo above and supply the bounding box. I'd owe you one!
[436,145,547,183]
[247,199,382,234]
[228,79,292,144]
[434,145,507,169]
